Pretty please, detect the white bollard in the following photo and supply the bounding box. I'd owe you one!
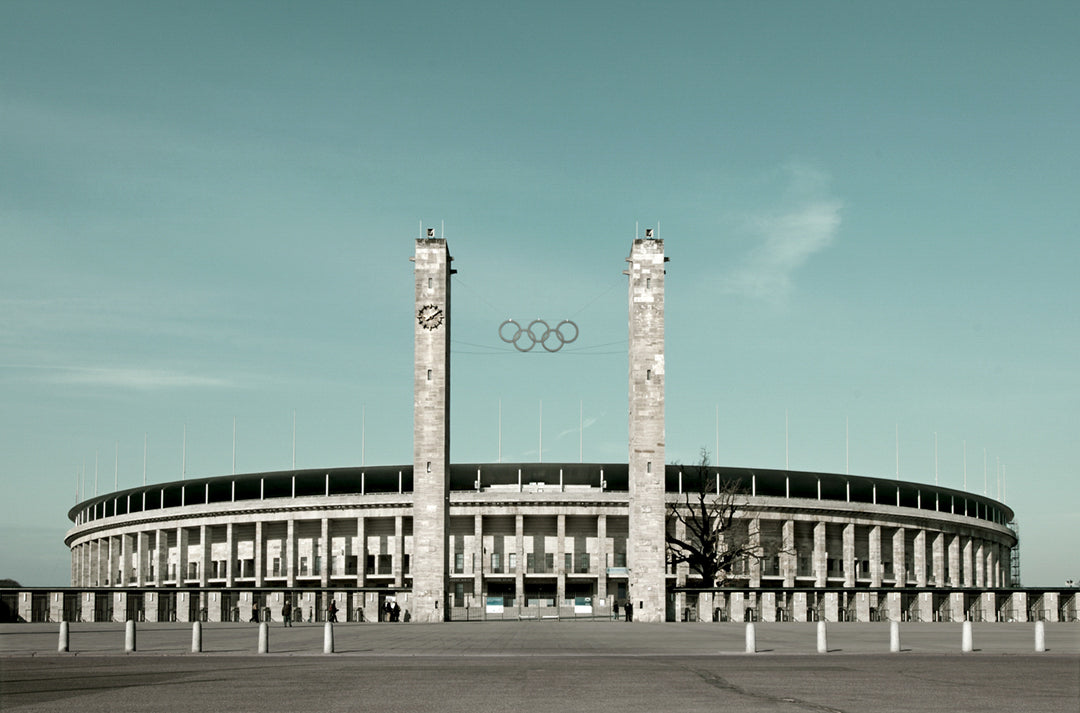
[58,621,69,653]
[1034,621,1046,652]
[323,621,335,654]
[745,622,756,653]
[124,619,136,653]
[192,621,202,653]
[889,620,900,653]
[961,620,973,653]
[258,621,269,654]
[817,620,828,654]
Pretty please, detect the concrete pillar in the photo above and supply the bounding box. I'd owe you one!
[411,236,452,622]
[988,546,999,588]
[286,519,296,587]
[979,591,996,622]
[962,537,973,587]
[932,532,945,586]
[813,521,827,587]
[947,535,960,587]
[393,515,404,587]
[892,527,906,586]
[730,592,745,622]
[914,530,927,587]
[869,526,882,587]
[626,236,667,623]
[781,520,795,587]
[975,540,985,587]
[842,523,855,587]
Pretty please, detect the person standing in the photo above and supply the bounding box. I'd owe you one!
[250,603,259,623]
[328,599,338,623]
[625,600,633,622]
[282,600,292,627]
[613,600,620,621]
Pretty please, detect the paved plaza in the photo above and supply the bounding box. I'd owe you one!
[2,622,1078,712]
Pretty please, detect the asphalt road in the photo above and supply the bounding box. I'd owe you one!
[2,622,1078,712]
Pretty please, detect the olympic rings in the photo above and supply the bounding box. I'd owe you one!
[499,319,579,352]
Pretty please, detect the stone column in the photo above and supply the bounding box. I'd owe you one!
[869,526,882,587]
[177,527,189,585]
[321,518,330,587]
[121,533,131,586]
[136,532,148,587]
[153,530,164,586]
[842,523,855,587]
[931,532,945,586]
[962,536,973,587]
[226,523,235,587]
[556,514,566,605]
[411,236,452,622]
[596,514,608,601]
[356,516,366,587]
[254,521,264,587]
[474,514,484,601]
[975,540,985,588]
[813,522,827,587]
[988,546,998,588]
[107,536,116,587]
[394,515,404,587]
[200,525,210,587]
[782,520,795,588]
[914,530,927,587]
[892,527,906,586]
[514,514,524,607]
[626,236,667,622]
[947,534,960,587]
[286,519,296,587]
[748,518,761,587]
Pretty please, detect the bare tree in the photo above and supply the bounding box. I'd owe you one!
[666,449,766,587]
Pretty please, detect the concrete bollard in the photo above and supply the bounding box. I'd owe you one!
[258,622,269,654]
[961,620,973,653]
[744,622,756,653]
[58,621,69,653]
[1034,621,1046,652]
[816,620,828,654]
[323,621,335,654]
[192,621,202,653]
[125,619,136,653]
[889,620,900,653]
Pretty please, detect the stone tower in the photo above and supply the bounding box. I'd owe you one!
[626,236,667,622]
[411,236,453,622]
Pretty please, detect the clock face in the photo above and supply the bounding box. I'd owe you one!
[417,304,444,330]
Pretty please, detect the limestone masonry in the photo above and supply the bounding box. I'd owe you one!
[45,235,1076,627]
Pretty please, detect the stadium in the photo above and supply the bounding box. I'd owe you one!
[46,236,1072,626]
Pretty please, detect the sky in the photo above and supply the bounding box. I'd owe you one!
[1,0,1077,587]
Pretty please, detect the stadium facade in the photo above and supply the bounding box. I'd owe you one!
[49,236,1070,626]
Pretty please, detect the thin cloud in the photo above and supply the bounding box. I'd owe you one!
[10,365,233,391]
[723,164,842,301]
